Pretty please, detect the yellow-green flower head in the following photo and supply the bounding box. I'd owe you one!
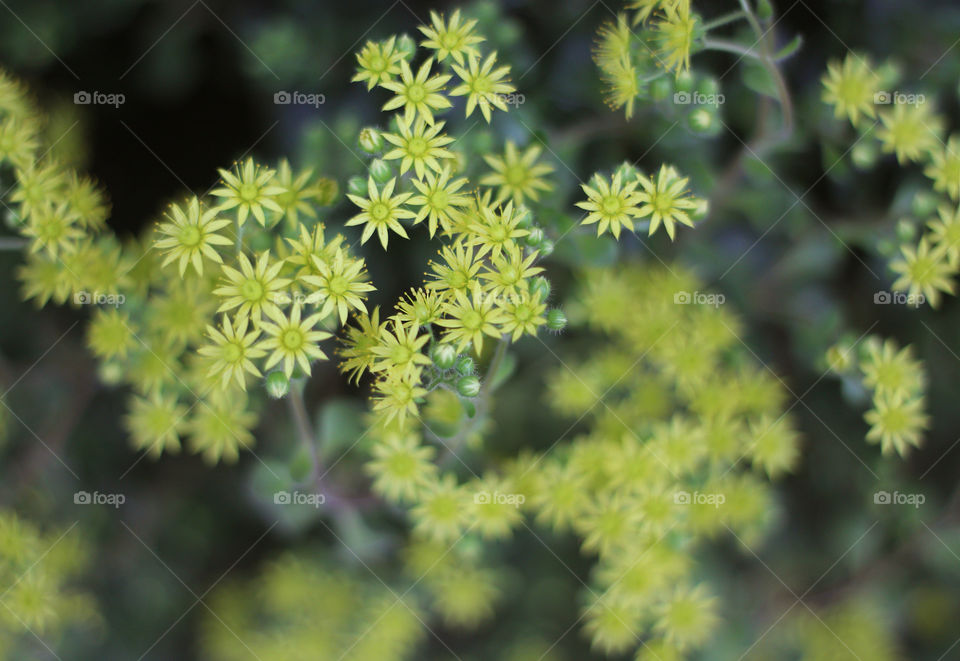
[410,473,468,542]
[154,196,232,276]
[480,243,543,297]
[653,584,718,651]
[21,201,82,259]
[366,433,437,503]
[382,116,456,180]
[285,222,344,278]
[927,203,960,266]
[339,307,387,384]
[302,248,374,324]
[418,9,485,66]
[125,392,187,458]
[890,237,955,308]
[409,165,470,237]
[187,391,257,464]
[198,313,266,391]
[436,281,507,354]
[146,279,218,348]
[497,289,547,341]
[396,287,444,329]
[748,415,800,478]
[352,36,404,90]
[653,1,698,76]
[0,116,39,168]
[864,391,928,456]
[64,172,111,231]
[576,171,643,239]
[273,158,320,228]
[466,199,530,259]
[346,176,415,249]
[213,251,291,323]
[860,338,924,398]
[380,57,452,126]
[822,53,881,127]
[627,0,669,25]
[450,51,515,122]
[12,160,66,221]
[574,491,641,557]
[371,318,431,378]
[480,141,555,205]
[877,101,945,164]
[128,339,183,395]
[86,308,137,361]
[211,157,284,227]
[18,253,73,306]
[924,136,960,202]
[258,302,331,378]
[372,370,428,425]
[636,164,699,240]
[426,241,482,294]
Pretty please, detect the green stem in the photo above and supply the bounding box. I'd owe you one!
[480,336,509,398]
[701,9,747,31]
[287,380,322,482]
[701,38,765,61]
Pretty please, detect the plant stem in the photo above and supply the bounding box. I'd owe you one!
[287,380,322,483]
[480,336,509,398]
[701,10,747,31]
[701,38,766,61]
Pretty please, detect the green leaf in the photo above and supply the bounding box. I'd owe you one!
[490,351,516,390]
[774,34,803,61]
[318,398,366,457]
[742,61,779,99]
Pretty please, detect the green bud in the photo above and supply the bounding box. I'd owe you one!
[687,108,715,133]
[430,343,458,370]
[850,140,879,170]
[911,190,939,219]
[674,70,696,94]
[696,76,720,97]
[529,276,551,301]
[525,226,545,247]
[358,127,384,154]
[347,175,368,198]
[265,371,290,399]
[614,161,640,181]
[369,158,392,184]
[538,238,555,257]
[650,76,673,102]
[546,309,567,332]
[456,375,481,398]
[515,204,532,228]
[895,218,917,244]
[691,198,710,221]
[454,356,475,376]
[757,0,773,21]
[396,34,416,60]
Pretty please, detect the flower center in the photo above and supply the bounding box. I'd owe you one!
[601,195,622,215]
[407,137,428,156]
[370,202,390,221]
[281,328,304,351]
[179,225,202,247]
[240,278,265,302]
[238,183,258,202]
[406,83,426,103]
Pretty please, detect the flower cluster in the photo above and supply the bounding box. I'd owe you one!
[827,335,929,456]
[823,52,959,307]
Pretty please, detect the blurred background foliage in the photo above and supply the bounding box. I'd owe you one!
[1,0,959,659]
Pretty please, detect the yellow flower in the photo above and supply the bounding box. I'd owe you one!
[821,53,880,127]
[366,433,437,502]
[382,116,455,180]
[213,251,291,324]
[480,141,554,205]
[450,52,515,122]
[927,204,960,266]
[187,390,258,463]
[21,202,82,259]
[890,237,955,308]
[426,242,482,294]
[125,392,187,458]
[480,244,543,297]
[339,307,388,384]
[154,196,232,276]
[380,57,452,126]
[653,2,698,75]
[864,392,928,456]
[352,36,404,90]
[409,166,470,237]
[636,164,699,239]
[418,9,484,66]
[346,177,415,249]
[396,288,445,329]
[211,158,284,227]
[258,302,331,377]
[498,290,546,341]
[371,319,431,378]
[576,172,643,239]
[466,199,529,259]
[877,102,945,164]
[373,371,428,425]
[924,135,960,201]
[436,282,507,354]
[302,248,375,324]
[197,313,266,391]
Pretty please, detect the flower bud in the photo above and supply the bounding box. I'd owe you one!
[456,375,481,398]
[650,76,673,102]
[687,107,715,133]
[265,371,290,399]
[358,127,383,154]
[525,226,545,247]
[369,158,392,184]
[850,140,879,170]
[347,175,368,198]
[529,276,551,302]
[454,355,475,375]
[546,309,567,332]
[396,34,416,60]
[430,343,458,369]
[538,238,554,257]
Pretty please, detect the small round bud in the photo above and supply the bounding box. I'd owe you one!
[614,162,640,180]
[850,140,879,170]
[650,76,673,102]
[358,127,384,154]
[515,204,532,228]
[396,34,416,60]
[454,355,475,376]
[456,375,481,398]
[369,158,392,184]
[430,343,458,370]
[674,70,696,94]
[347,175,368,198]
[538,238,554,257]
[911,190,939,219]
[546,309,567,332]
[896,218,917,243]
[525,226,545,247]
[691,197,710,221]
[687,108,715,133]
[696,76,720,97]
[265,371,290,399]
[529,276,551,302]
